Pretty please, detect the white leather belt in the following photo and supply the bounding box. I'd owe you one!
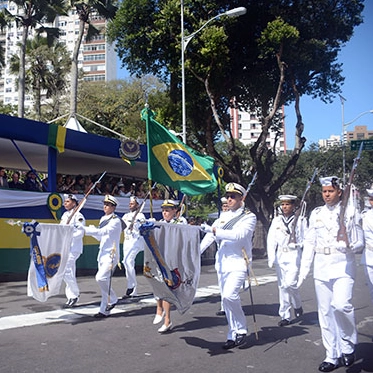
[314,247,339,255]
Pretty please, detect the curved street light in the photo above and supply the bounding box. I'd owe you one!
[180,4,247,143]
[341,109,373,184]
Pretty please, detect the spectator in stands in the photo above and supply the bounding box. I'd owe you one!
[23,171,42,192]
[71,175,85,194]
[60,175,75,193]
[0,167,9,188]
[8,171,24,190]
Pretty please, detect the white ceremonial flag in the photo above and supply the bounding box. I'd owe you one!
[25,222,74,302]
[142,222,201,314]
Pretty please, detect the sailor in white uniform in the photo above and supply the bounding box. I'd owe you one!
[361,186,373,304]
[267,195,306,326]
[60,194,85,308]
[200,182,257,349]
[84,195,124,318]
[298,176,364,372]
[121,196,146,298]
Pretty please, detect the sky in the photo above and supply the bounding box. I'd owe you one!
[116,2,373,150]
[284,1,373,149]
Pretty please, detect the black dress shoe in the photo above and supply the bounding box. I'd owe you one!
[216,310,226,316]
[341,352,355,366]
[222,340,236,350]
[318,362,338,372]
[62,298,78,309]
[235,333,247,347]
[105,302,117,312]
[126,288,134,296]
[294,307,303,318]
[278,319,291,327]
[93,312,108,319]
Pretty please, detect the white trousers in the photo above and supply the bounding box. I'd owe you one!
[363,264,373,304]
[96,259,118,315]
[63,251,81,300]
[315,277,357,364]
[221,270,247,340]
[275,264,302,320]
[122,239,143,294]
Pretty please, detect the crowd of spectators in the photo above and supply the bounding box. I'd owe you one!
[0,167,164,200]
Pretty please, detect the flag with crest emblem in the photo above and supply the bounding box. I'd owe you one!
[142,107,217,196]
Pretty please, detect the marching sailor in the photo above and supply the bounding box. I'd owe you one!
[200,183,257,349]
[153,199,187,333]
[84,195,124,318]
[298,176,364,372]
[267,195,305,326]
[121,196,146,298]
[60,194,86,308]
[362,186,373,305]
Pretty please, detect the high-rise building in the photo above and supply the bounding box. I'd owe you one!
[229,97,286,153]
[0,4,116,109]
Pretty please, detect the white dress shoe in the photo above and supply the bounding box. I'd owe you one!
[153,312,165,324]
[158,322,172,333]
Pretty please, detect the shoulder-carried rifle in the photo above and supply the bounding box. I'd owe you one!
[243,171,258,202]
[337,141,364,245]
[127,182,157,232]
[288,168,318,245]
[66,171,106,224]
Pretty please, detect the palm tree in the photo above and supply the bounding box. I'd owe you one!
[1,0,67,118]
[9,35,70,121]
[68,0,117,118]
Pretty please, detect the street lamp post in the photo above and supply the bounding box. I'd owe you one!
[341,108,373,185]
[180,3,246,143]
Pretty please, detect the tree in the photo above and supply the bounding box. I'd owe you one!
[108,0,364,241]
[67,0,117,118]
[1,0,67,118]
[69,76,169,142]
[9,36,70,121]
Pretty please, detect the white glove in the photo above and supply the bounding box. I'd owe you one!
[268,261,274,269]
[297,276,305,288]
[147,218,156,222]
[288,242,301,250]
[83,225,96,235]
[335,241,348,253]
[200,223,213,233]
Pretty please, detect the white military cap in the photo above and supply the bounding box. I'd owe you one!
[103,194,119,206]
[161,199,179,208]
[366,188,373,197]
[225,182,246,196]
[278,195,297,202]
[221,197,228,203]
[129,196,139,203]
[319,176,340,187]
[64,193,78,203]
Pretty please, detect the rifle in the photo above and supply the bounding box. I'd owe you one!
[243,171,258,202]
[337,141,364,245]
[288,167,318,245]
[126,182,157,233]
[66,171,106,224]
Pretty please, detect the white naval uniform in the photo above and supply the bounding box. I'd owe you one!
[84,213,123,315]
[267,214,306,320]
[200,206,257,341]
[299,202,364,365]
[60,210,85,300]
[361,208,373,303]
[122,210,146,295]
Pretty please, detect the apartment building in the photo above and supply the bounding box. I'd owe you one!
[230,97,286,153]
[0,3,116,109]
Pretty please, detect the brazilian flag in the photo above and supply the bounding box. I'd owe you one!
[142,107,217,196]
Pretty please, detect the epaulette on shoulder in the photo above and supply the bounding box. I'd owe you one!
[244,208,252,215]
[314,207,322,214]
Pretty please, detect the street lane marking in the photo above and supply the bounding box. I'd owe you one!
[0,275,277,331]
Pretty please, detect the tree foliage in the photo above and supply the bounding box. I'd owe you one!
[108,0,364,237]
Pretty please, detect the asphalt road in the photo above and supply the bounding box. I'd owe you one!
[0,257,372,373]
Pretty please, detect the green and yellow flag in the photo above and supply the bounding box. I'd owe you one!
[48,124,66,153]
[142,107,217,196]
